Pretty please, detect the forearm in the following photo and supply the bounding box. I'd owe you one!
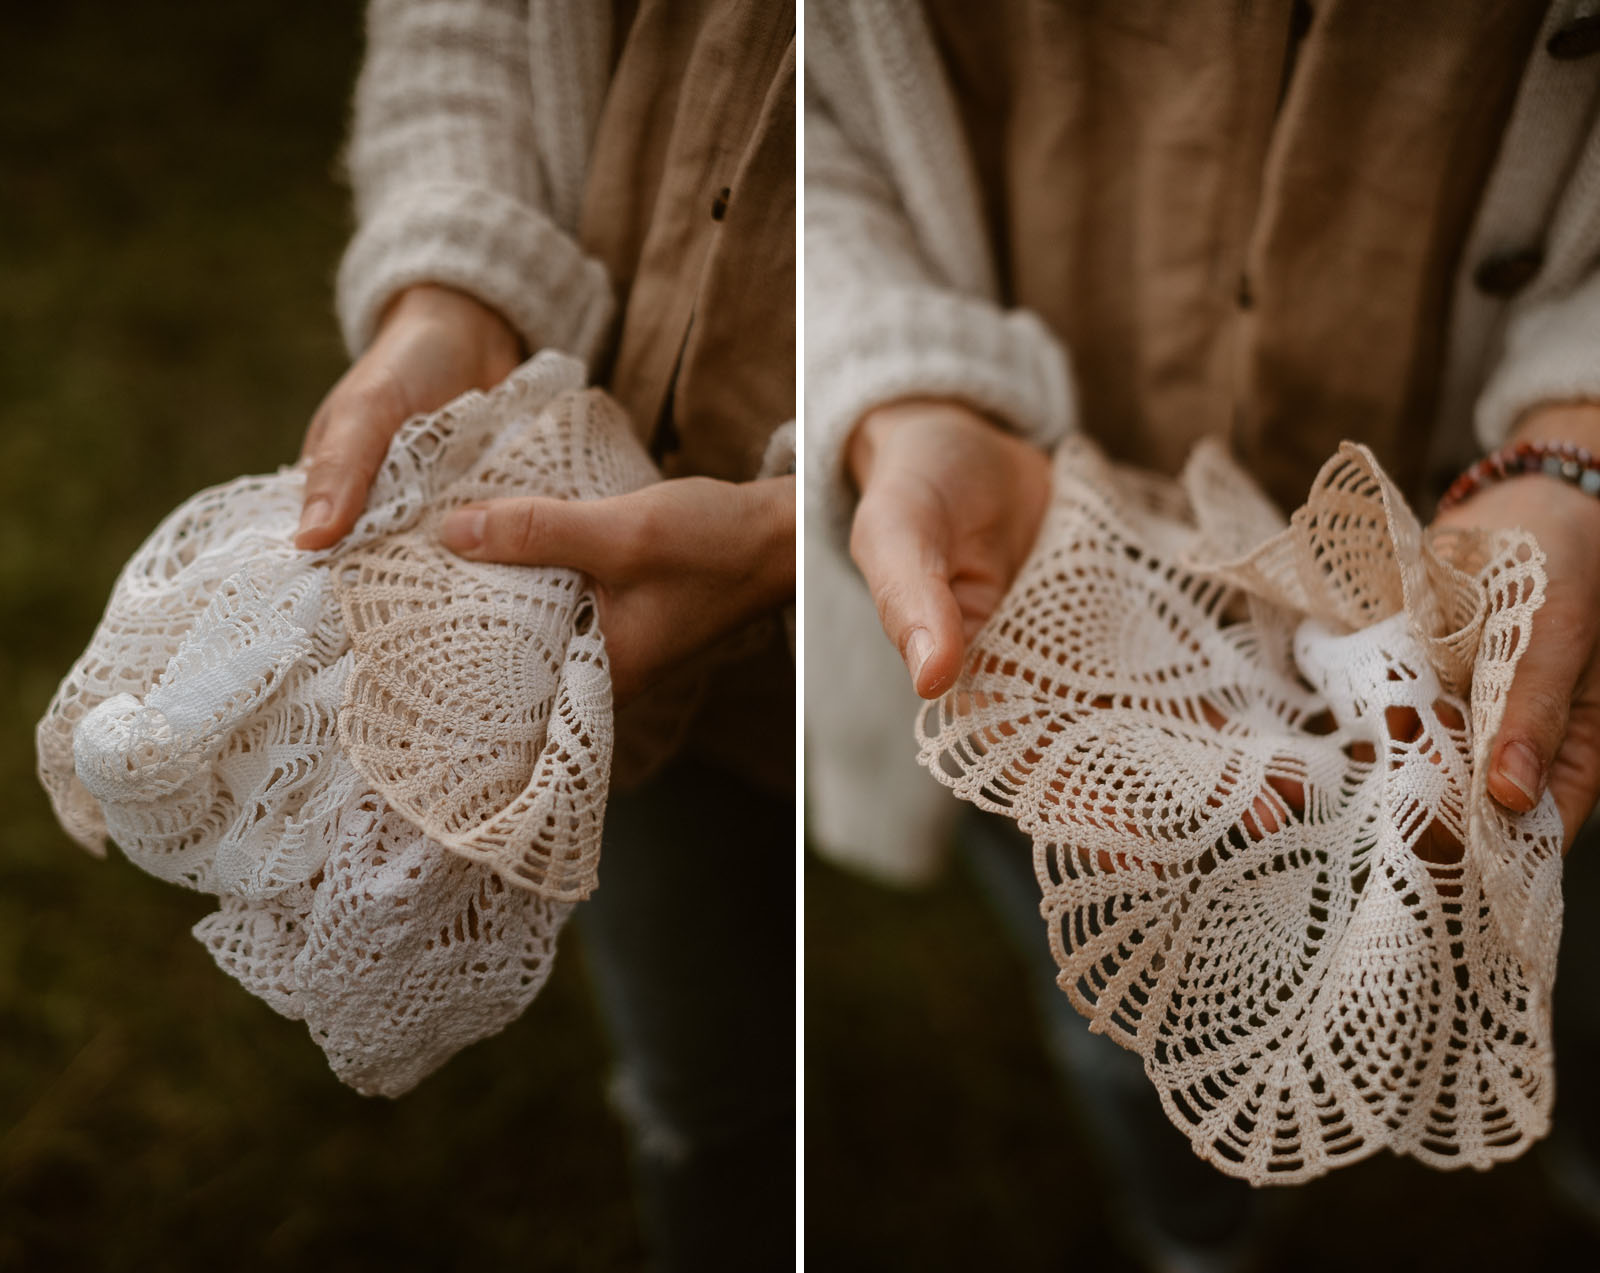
[1507,400,1600,450]
[741,476,797,615]
[804,94,1072,554]
[337,0,613,360]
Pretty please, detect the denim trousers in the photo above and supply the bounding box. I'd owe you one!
[576,752,795,1272]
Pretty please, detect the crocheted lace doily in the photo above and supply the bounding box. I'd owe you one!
[915,437,1564,1184]
[36,352,658,1096]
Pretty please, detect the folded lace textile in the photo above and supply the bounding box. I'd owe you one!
[36,352,658,1096]
[915,437,1564,1184]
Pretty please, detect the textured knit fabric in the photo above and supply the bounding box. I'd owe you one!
[806,0,1600,882]
[339,0,616,364]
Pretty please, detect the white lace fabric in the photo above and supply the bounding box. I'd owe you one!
[916,437,1564,1184]
[36,352,658,1096]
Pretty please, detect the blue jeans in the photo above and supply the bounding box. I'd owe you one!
[577,753,795,1272]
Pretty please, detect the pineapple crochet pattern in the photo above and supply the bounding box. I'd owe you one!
[916,437,1564,1184]
[37,352,657,1096]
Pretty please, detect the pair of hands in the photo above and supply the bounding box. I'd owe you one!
[847,399,1600,850]
[296,284,793,705]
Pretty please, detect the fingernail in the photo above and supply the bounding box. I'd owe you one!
[440,508,486,552]
[905,628,934,691]
[1498,740,1544,807]
[297,497,332,539]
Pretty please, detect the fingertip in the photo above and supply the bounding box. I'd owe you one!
[439,507,487,555]
[294,496,340,550]
[906,626,964,699]
[918,664,960,700]
[904,627,935,696]
[1488,738,1544,813]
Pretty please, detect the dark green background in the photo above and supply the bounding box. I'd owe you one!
[0,5,640,1269]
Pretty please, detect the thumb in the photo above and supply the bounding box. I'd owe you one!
[439,496,631,578]
[848,484,966,699]
[1487,599,1588,819]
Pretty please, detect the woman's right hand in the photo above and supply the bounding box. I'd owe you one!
[846,399,1051,699]
[295,283,524,549]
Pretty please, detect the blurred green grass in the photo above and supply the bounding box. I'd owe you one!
[0,5,638,1269]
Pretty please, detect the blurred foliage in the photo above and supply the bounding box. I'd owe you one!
[0,3,639,1269]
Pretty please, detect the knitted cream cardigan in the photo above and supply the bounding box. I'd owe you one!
[337,0,615,364]
[805,0,1600,884]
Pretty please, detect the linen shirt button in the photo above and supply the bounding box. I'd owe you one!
[1548,11,1600,59]
[1472,247,1543,298]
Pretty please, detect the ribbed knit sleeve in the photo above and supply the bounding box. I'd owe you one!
[1475,270,1600,448]
[337,0,614,363]
[1467,23,1600,452]
[803,5,1075,552]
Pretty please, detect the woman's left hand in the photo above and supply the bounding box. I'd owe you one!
[439,475,794,706]
[1431,403,1600,850]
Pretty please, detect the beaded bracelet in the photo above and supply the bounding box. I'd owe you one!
[1437,438,1600,512]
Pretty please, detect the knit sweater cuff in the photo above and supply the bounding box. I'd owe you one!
[1475,274,1600,449]
[806,287,1075,551]
[337,182,615,364]
[758,420,797,479]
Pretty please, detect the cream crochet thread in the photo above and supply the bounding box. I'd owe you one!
[36,352,657,1096]
[915,437,1564,1184]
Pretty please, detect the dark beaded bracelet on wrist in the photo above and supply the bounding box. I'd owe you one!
[1437,438,1600,512]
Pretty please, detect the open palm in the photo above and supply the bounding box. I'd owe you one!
[846,399,1051,698]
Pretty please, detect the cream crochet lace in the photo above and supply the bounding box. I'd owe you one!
[36,352,657,1096]
[916,437,1564,1184]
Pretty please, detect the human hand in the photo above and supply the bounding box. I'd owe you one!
[845,399,1051,698]
[295,284,524,549]
[1431,404,1600,850]
[438,475,795,706]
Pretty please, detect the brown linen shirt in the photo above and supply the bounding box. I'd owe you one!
[580,0,796,792]
[582,0,796,482]
[924,0,1545,511]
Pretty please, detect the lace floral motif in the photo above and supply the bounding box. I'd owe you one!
[916,438,1563,1183]
[37,353,657,1096]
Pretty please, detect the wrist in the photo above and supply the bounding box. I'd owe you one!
[742,476,796,608]
[381,284,525,368]
[846,397,1003,493]
[1436,403,1600,517]
[1508,401,1600,452]
[845,402,907,494]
